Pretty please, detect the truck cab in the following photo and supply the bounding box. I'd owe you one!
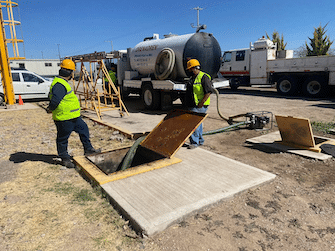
[220,48,251,89]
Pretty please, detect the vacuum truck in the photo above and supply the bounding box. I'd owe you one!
[112,31,226,110]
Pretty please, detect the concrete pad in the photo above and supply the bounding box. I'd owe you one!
[101,147,276,236]
[246,131,332,160]
[82,109,166,138]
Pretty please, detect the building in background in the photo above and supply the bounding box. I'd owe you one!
[9,59,60,77]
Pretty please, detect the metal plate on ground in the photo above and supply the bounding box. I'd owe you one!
[275,115,315,147]
[140,109,207,158]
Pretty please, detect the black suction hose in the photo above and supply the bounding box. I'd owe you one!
[120,136,146,171]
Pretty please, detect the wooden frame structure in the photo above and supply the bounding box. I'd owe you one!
[71,52,129,120]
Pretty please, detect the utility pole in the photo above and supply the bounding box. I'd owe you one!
[105,40,113,52]
[57,43,61,60]
[105,40,113,62]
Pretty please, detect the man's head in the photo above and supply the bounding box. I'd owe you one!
[186,59,200,75]
[59,59,75,79]
[110,63,117,72]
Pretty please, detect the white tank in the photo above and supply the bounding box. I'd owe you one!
[129,32,221,80]
[253,37,276,50]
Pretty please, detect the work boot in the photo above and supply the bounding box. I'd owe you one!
[61,159,75,168]
[84,148,101,156]
[187,144,198,150]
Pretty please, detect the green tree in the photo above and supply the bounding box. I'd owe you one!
[306,23,333,56]
[266,30,287,51]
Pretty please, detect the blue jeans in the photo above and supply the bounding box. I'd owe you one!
[54,117,93,160]
[188,106,208,146]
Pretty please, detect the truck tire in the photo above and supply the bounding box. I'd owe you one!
[0,93,5,106]
[141,83,161,110]
[276,76,297,96]
[302,77,328,98]
[229,78,239,90]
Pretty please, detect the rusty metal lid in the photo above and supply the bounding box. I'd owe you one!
[140,109,207,158]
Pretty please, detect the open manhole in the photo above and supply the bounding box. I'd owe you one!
[86,145,166,175]
[74,109,207,184]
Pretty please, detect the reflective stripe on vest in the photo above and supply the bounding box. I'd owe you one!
[50,77,81,121]
[193,71,211,106]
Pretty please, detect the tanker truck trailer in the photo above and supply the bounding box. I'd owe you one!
[114,32,226,110]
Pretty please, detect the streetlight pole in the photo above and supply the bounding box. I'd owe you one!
[57,44,61,61]
[105,40,113,62]
[105,40,113,52]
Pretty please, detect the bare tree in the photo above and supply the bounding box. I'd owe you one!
[294,45,307,58]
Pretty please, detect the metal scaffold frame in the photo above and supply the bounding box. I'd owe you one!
[71,52,129,120]
[0,0,24,105]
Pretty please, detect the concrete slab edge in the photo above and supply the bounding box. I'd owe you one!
[246,132,332,160]
[74,155,182,185]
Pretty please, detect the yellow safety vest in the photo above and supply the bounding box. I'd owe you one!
[49,77,80,121]
[193,71,211,106]
[104,70,117,84]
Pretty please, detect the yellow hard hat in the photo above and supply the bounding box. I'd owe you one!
[186,59,200,70]
[60,59,76,71]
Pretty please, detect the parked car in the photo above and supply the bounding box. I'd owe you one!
[0,68,53,105]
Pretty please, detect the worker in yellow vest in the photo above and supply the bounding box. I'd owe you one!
[104,63,118,92]
[47,59,100,168]
[184,59,213,149]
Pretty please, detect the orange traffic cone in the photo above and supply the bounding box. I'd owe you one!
[18,95,24,105]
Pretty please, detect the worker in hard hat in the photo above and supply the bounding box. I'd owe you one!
[184,59,213,149]
[104,63,118,91]
[47,59,101,168]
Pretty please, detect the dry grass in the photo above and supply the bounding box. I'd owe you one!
[0,105,159,251]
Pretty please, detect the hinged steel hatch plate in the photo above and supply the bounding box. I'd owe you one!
[140,109,208,158]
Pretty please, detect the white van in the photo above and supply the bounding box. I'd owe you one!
[0,69,53,105]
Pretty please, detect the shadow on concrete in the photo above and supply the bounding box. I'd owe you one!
[9,152,59,165]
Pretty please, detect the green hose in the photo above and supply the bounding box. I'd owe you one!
[203,88,247,135]
[203,121,249,135]
[120,136,146,171]
[213,88,229,122]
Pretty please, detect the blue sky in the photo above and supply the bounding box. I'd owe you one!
[6,0,335,59]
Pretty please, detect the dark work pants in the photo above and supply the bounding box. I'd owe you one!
[54,116,93,160]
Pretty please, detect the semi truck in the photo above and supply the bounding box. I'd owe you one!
[219,37,335,97]
[111,31,227,110]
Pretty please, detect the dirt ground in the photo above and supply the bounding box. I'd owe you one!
[1,87,335,251]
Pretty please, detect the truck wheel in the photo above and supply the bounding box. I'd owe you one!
[141,84,160,110]
[0,93,5,106]
[276,77,297,96]
[302,77,327,97]
[229,78,239,90]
